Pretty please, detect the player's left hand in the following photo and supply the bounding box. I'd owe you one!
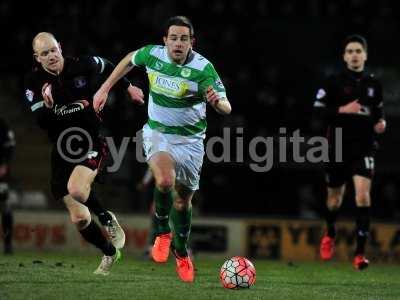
[42,83,54,109]
[128,85,145,105]
[206,86,220,106]
[374,119,386,134]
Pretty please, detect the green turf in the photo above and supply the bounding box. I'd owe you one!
[1,252,400,300]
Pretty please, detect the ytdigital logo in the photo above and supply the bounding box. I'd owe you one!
[56,127,343,173]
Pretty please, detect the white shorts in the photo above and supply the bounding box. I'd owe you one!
[142,124,204,190]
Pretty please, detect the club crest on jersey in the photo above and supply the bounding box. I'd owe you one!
[316,88,326,99]
[74,76,87,88]
[25,89,34,102]
[155,61,164,71]
[87,151,98,159]
[181,68,191,78]
[367,87,374,97]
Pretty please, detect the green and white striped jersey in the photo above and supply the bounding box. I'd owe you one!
[131,45,226,143]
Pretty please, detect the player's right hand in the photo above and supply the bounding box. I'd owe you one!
[42,83,54,109]
[128,84,145,105]
[93,89,108,113]
[206,86,220,106]
[338,100,361,114]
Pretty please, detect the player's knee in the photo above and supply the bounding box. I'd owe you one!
[156,176,174,192]
[67,182,86,202]
[356,191,370,206]
[327,195,342,210]
[173,198,189,211]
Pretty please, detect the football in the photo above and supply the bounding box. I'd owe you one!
[220,256,256,289]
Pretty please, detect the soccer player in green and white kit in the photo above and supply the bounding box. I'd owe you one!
[93,16,231,282]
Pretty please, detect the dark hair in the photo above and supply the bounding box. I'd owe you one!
[164,16,194,38]
[343,34,368,53]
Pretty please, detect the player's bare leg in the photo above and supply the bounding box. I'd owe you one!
[320,185,345,261]
[63,195,120,275]
[352,175,371,270]
[68,165,125,249]
[171,183,195,282]
[148,152,175,263]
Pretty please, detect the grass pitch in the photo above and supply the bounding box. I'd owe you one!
[1,252,399,300]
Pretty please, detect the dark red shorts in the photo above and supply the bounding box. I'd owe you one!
[50,136,108,200]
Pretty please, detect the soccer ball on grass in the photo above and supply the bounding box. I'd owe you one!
[219,256,256,289]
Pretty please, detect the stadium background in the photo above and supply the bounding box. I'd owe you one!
[0,0,399,260]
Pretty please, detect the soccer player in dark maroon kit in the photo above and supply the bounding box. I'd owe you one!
[314,35,386,270]
[24,32,144,274]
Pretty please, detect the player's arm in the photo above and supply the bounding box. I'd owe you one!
[203,64,231,115]
[24,77,56,130]
[313,79,338,131]
[41,83,93,122]
[313,77,361,121]
[90,56,132,90]
[93,51,139,112]
[26,77,92,127]
[313,81,336,118]
[88,56,144,106]
[206,86,231,115]
[371,81,386,134]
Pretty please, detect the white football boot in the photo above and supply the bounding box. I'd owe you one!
[103,211,125,249]
[93,249,121,275]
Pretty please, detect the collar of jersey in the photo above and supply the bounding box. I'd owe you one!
[163,46,195,67]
